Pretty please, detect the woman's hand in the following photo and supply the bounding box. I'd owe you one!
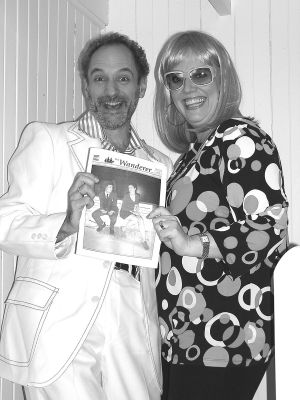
[148,207,222,259]
[148,207,193,256]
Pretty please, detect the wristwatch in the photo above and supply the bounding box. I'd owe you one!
[199,233,210,259]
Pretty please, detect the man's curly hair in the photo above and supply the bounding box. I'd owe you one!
[78,31,149,83]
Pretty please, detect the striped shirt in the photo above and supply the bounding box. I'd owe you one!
[77,111,141,156]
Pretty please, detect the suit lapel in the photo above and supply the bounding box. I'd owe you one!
[66,120,159,171]
[66,121,101,171]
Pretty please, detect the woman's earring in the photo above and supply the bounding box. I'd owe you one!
[165,103,186,127]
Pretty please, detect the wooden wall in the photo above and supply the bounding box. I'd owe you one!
[1,0,299,399]
[0,0,105,398]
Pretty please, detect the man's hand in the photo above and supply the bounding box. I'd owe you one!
[56,172,99,243]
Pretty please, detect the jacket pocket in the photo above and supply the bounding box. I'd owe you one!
[0,277,58,366]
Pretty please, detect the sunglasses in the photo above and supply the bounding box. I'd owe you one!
[164,66,214,91]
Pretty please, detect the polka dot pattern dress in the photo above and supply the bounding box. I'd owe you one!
[156,118,289,368]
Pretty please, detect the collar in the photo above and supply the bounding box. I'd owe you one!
[77,111,141,155]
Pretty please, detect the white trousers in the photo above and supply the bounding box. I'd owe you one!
[25,270,161,400]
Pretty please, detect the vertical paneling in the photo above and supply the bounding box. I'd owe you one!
[252,0,272,133]
[234,0,255,116]
[16,0,29,135]
[37,0,49,121]
[47,0,59,122]
[0,0,5,198]
[168,0,186,35]
[288,0,300,243]
[0,1,106,399]
[269,0,292,228]
[0,3,5,398]
[74,10,85,117]
[4,0,18,175]
[152,0,170,155]
[184,0,201,30]
[27,0,39,122]
[135,0,154,139]
[1,4,19,397]
[66,3,76,120]
[56,0,68,122]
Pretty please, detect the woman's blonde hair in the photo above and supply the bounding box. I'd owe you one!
[153,30,242,153]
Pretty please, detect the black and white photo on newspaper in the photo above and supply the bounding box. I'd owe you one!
[76,148,167,268]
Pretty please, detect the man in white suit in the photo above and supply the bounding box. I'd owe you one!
[0,32,172,400]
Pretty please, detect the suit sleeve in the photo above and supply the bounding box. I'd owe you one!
[0,122,69,259]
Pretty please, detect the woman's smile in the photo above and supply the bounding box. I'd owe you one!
[183,96,207,110]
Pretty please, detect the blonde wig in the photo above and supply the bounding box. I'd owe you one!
[153,30,242,153]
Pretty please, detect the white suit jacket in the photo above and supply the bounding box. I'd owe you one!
[0,120,172,387]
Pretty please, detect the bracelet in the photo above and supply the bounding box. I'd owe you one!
[198,233,210,259]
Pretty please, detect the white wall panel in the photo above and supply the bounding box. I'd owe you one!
[47,0,59,122]
[184,0,201,30]
[17,0,29,134]
[269,0,292,232]
[135,0,154,139]
[252,0,272,134]
[234,0,255,116]
[0,0,18,350]
[288,0,300,243]
[27,0,39,123]
[0,1,106,399]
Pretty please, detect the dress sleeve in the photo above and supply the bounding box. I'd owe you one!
[209,123,289,279]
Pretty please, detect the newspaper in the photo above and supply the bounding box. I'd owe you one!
[76,148,167,268]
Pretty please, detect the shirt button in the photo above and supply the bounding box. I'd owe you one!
[31,233,36,239]
[37,233,42,239]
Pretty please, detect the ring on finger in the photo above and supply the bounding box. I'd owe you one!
[159,220,166,230]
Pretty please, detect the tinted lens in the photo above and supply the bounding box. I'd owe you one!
[165,72,184,90]
[190,67,213,85]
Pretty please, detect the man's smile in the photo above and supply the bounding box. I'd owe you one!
[96,97,127,112]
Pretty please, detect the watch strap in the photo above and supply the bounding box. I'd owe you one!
[199,233,210,259]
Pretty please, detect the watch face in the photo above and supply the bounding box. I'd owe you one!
[202,235,209,243]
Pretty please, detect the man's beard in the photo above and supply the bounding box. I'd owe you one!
[89,91,140,130]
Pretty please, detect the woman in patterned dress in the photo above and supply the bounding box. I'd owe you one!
[149,30,288,400]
